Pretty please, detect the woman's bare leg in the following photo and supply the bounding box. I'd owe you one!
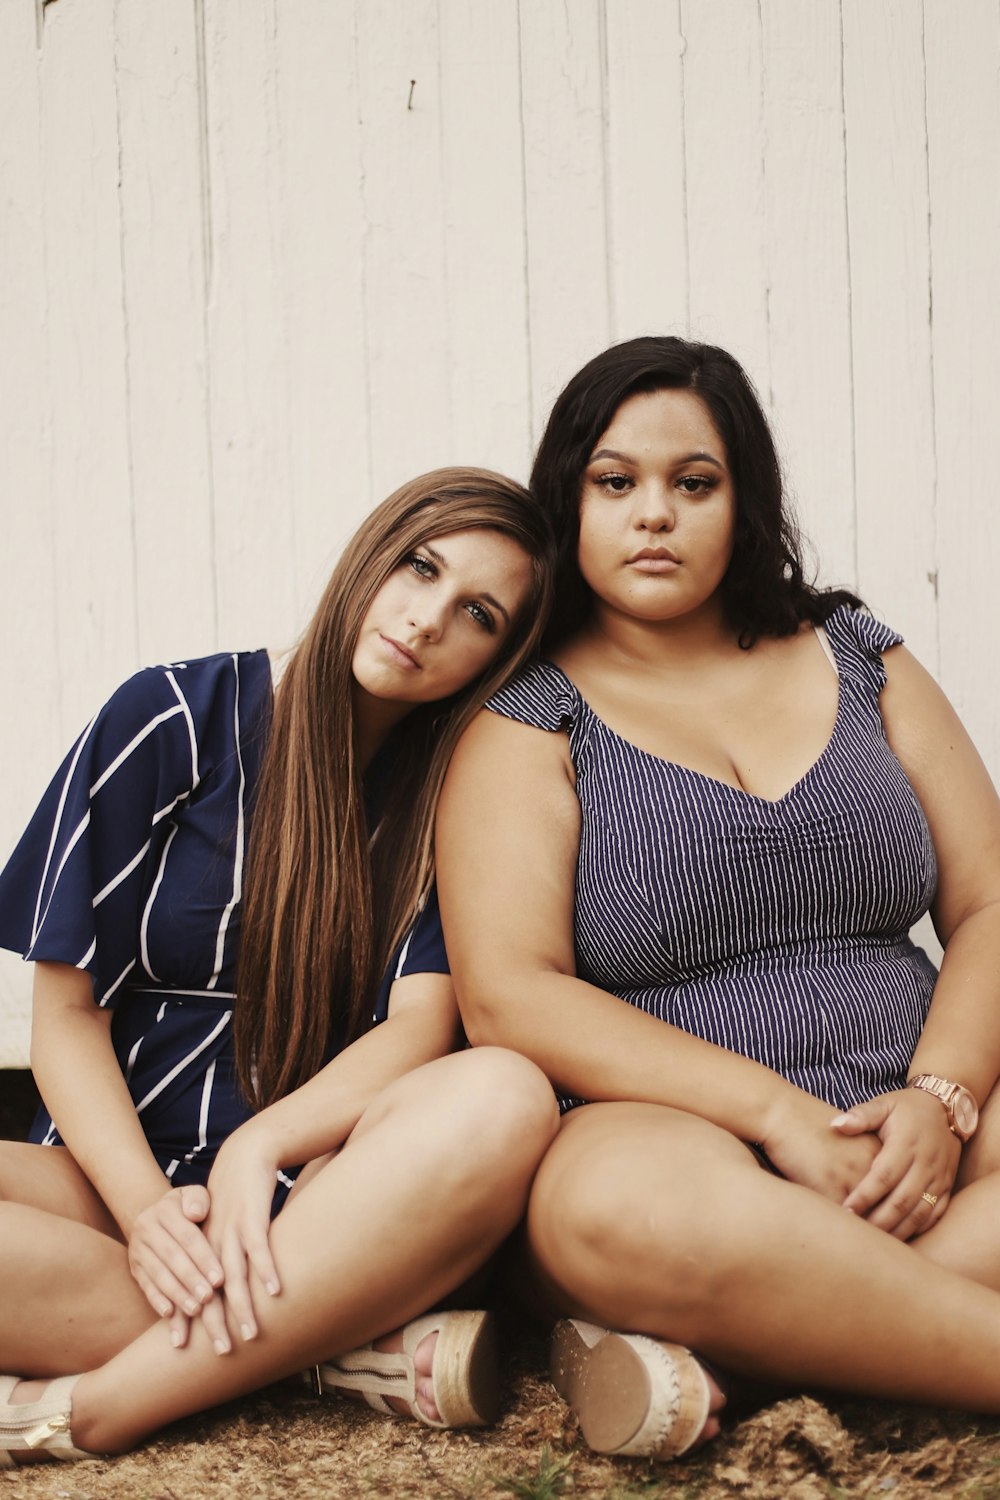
[0,1140,121,1234]
[12,1047,558,1455]
[0,1142,156,1371]
[523,1103,1000,1408]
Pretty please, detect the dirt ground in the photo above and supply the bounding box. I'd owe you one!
[2,1070,998,1500]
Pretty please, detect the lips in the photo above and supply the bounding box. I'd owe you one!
[379,635,423,669]
[627,547,680,572]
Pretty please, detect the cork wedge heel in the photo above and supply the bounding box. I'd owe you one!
[550,1319,712,1460]
[312,1308,499,1429]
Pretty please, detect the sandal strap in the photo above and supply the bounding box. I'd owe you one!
[317,1345,416,1403]
[0,1374,88,1463]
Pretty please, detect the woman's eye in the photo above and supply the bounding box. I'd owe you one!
[466,602,496,633]
[595,472,632,494]
[407,553,436,578]
[677,475,713,494]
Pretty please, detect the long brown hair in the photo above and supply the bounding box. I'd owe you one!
[235,468,554,1109]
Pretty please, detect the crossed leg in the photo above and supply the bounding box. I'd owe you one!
[3,1046,558,1455]
[524,1102,1000,1415]
[0,1143,155,1372]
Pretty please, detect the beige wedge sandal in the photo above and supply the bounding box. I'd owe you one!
[550,1319,712,1460]
[311,1309,499,1429]
[0,1375,92,1465]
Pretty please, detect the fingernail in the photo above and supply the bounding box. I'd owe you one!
[196,1282,212,1302]
[266,1280,280,1297]
[170,1328,184,1348]
[210,1265,224,1286]
[184,1299,199,1316]
[158,1301,172,1318]
[214,1338,231,1356]
[241,1323,256,1342]
[830,1114,850,1127]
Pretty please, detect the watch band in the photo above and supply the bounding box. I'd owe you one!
[906,1074,979,1142]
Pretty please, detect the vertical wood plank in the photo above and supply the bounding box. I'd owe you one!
[924,0,1000,781]
[0,3,55,1057]
[682,0,771,397]
[438,0,532,480]
[760,1,856,592]
[518,0,611,445]
[355,0,453,500]
[201,0,297,650]
[842,0,937,669]
[271,1,371,613]
[114,0,217,664]
[38,0,138,733]
[604,0,688,343]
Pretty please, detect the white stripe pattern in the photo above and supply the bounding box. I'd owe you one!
[208,655,245,989]
[488,607,938,1115]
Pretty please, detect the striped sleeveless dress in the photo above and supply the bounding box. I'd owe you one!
[487,606,938,1113]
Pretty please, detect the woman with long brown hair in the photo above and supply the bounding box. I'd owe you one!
[0,468,558,1462]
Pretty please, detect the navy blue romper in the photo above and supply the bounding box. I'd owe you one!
[0,650,448,1205]
[487,606,939,1114]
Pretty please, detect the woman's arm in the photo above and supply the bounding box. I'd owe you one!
[201,969,459,1342]
[835,645,1000,1233]
[31,961,226,1337]
[436,710,878,1195]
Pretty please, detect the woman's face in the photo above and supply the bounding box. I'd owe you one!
[351,527,534,710]
[577,387,736,630]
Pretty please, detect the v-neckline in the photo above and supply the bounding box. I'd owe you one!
[542,653,843,808]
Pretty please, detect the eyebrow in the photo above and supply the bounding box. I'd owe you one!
[589,447,724,471]
[423,543,512,625]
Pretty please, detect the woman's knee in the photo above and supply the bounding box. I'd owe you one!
[455,1046,559,1157]
[360,1046,558,1179]
[526,1108,746,1318]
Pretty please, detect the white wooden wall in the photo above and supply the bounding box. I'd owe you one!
[1,0,997,1062]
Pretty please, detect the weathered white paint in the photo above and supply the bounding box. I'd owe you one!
[2,0,994,1061]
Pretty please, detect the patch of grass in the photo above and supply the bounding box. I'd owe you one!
[492,1444,574,1500]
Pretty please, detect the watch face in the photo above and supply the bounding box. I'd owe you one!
[953,1092,978,1137]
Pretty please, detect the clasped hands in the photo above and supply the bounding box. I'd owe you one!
[763,1085,961,1240]
[126,1133,283,1351]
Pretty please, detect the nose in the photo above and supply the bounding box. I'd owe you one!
[632,481,676,533]
[407,602,445,641]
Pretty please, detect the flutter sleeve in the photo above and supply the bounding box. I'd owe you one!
[823,604,904,695]
[486,658,581,733]
[0,666,203,1008]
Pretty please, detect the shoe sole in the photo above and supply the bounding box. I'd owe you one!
[550,1319,709,1458]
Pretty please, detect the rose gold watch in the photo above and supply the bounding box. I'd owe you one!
[906,1074,979,1142]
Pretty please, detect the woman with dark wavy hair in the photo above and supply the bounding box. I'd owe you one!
[438,337,1000,1463]
[0,468,558,1463]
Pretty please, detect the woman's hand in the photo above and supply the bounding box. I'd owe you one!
[201,1126,283,1347]
[759,1093,881,1201]
[831,1087,961,1238]
[127,1184,228,1348]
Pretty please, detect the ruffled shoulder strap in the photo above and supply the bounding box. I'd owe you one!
[822,604,903,694]
[487,658,581,733]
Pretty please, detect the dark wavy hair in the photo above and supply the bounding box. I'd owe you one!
[531,335,861,647]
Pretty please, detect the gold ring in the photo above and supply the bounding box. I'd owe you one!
[921,1191,938,1207]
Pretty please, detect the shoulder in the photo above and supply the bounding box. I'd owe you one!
[96,650,270,737]
[66,650,271,797]
[486,658,580,734]
[822,604,903,693]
